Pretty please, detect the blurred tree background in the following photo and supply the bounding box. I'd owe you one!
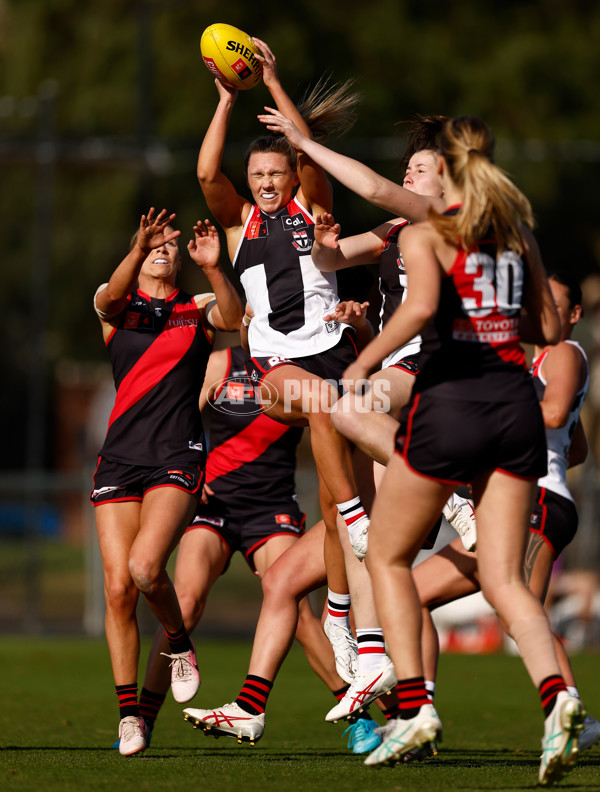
[1,0,599,470]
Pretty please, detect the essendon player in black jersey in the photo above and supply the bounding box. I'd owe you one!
[138,345,352,743]
[91,209,242,756]
[397,272,600,756]
[343,116,584,781]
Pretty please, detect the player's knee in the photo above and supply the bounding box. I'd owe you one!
[104,576,137,614]
[261,561,297,603]
[331,399,361,443]
[128,555,160,594]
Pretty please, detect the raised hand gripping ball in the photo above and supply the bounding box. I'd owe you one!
[200,23,262,90]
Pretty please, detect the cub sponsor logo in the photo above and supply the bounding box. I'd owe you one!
[282,212,309,232]
[324,320,339,333]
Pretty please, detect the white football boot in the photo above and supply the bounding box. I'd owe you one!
[161,644,200,703]
[118,715,147,756]
[183,702,265,745]
[538,691,584,786]
[325,659,396,722]
[323,616,358,684]
[364,705,442,766]
[443,496,477,552]
[348,517,369,561]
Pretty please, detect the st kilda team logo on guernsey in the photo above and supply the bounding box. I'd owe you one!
[291,229,312,252]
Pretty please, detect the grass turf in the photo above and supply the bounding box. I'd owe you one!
[1,637,599,791]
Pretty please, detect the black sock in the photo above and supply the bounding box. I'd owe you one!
[397,676,430,720]
[165,625,193,654]
[333,684,350,701]
[116,683,139,719]
[539,674,567,718]
[139,687,166,729]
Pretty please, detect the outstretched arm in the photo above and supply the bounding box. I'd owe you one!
[189,220,243,331]
[196,80,248,232]
[254,38,332,213]
[312,212,392,272]
[258,107,444,221]
[95,207,180,320]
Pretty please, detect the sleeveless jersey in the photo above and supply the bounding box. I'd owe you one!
[530,341,589,502]
[99,287,213,466]
[415,218,534,403]
[378,220,422,366]
[204,345,303,504]
[379,221,409,329]
[233,196,343,358]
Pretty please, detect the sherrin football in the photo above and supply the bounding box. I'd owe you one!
[200,23,262,90]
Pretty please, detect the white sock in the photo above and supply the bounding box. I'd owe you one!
[337,497,368,530]
[327,589,351,627]
[357,628,387,672]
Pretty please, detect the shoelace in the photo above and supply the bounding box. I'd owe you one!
[343,719,374,748]
[161,651,195,679]
[121,718,144,742]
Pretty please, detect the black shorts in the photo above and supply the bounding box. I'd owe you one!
[246,330,358,398]
[389,353,422,377]
[90,457,203,506]
[185,498,306,574]
[529,487,578,557]
[395,392,547,484]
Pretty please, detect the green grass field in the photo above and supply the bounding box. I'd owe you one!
[1,637,599,792]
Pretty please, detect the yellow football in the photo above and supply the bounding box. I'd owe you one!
[200,23,262,90]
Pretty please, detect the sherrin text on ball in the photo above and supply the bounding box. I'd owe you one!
[200,23,262,90]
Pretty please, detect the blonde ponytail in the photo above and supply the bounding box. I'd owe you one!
[430,117,534,254]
